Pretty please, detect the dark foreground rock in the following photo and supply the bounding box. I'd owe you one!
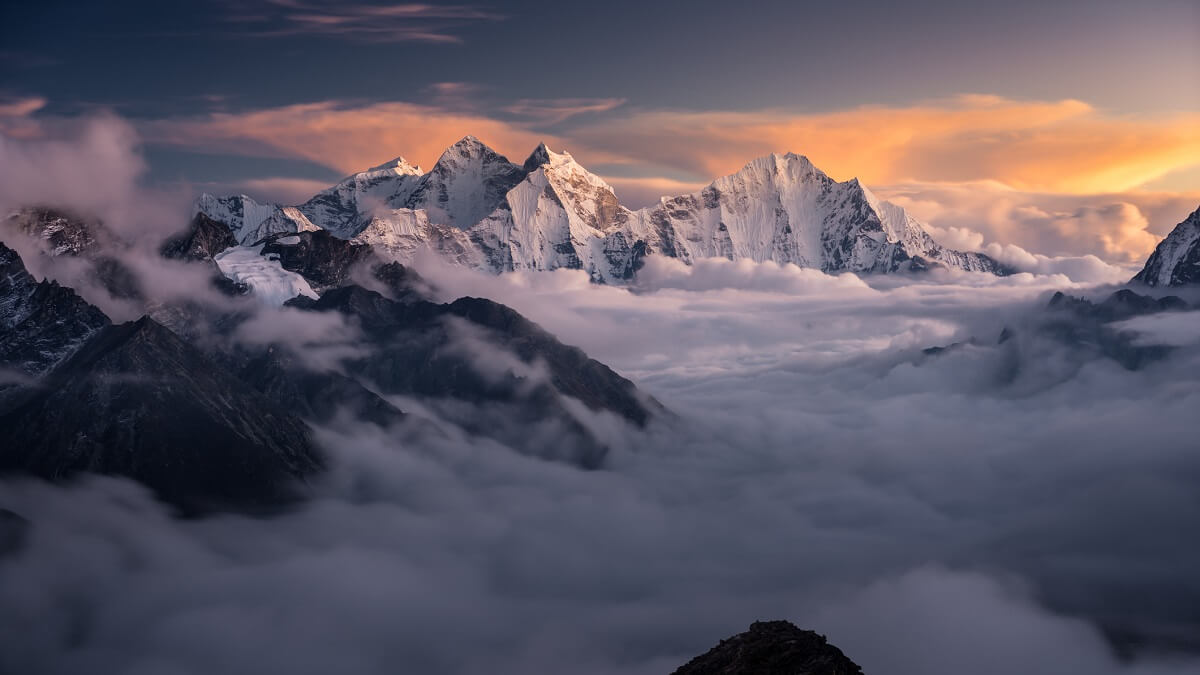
[0,242,110,377]
[672,621,863,675]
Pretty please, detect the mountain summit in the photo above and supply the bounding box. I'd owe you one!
[198,138,1009,281]
[1132,205,1200,286]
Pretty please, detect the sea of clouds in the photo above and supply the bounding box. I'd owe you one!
[3,253,1200,675]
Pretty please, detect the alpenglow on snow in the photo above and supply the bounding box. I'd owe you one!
[197,136,1010,282]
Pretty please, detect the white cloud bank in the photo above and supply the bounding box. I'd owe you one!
[4,259,1199,675]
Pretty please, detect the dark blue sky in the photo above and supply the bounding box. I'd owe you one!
[1,0,1197,210]
[4,0,1197,117]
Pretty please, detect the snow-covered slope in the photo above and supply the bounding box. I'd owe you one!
[197,137,1009,282]
[1132,205,1200,287]
[214,245,319,305]
[628,154,1002,275]
[399,136,530,230]
[195,194,319,246]
[469,144,639,282]
[298,157,423,238]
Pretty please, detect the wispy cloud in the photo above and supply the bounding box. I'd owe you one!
[141,100,556,173]
[225,1,503,43]
[503,98,627,125]
[567,95,1200,195]
[0,96,47,118]
[140,93,1200,194]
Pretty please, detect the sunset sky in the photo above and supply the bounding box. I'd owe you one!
[2,0,1198,263]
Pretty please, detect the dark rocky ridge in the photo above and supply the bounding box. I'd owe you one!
[921,288,1190,382]
[0,242,110,377]
[161,212,251,296]
[5,207,143,301]
[671,621,863,675]
[287,284,653,466]
[161,212,240,262]
[259,229,377,290]
[6,206,112,256]
[0,316,323,513]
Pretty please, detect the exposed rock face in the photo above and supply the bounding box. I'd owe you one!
[1132,205,1200,286]
[373,260,435,302]
[0,242,110,377]
[161,212,250,296]
[5,207,112,256]
[161,212,240,262]
[0,316,323,512]
[259,229,376,291]
[198,137,1009,283]
[671,621,864,675]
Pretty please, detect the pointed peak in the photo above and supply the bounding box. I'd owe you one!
[523,141,565,171]
[449,135,492,153]
[366,156,422,175]
[434,136,512,170]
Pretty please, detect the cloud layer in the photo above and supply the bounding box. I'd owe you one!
[8,250,1200,674]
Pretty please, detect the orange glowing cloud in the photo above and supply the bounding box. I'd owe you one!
[568,95,1200,195]
[144,101,560,174]
[147,94,1199,199]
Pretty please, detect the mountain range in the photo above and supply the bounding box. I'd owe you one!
[198,136,1011,284]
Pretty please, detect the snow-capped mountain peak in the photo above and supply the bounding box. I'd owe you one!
[401,136,529,230]
[196,193,319,245]
[197,137,1011,286]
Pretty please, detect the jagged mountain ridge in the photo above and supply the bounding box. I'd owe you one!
[1132,205,1200,287]
[0,242,110,378]
[197,137,1009,281]
[0,315,324,512]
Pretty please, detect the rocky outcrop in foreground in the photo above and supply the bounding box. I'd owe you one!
[672,621,863,675]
